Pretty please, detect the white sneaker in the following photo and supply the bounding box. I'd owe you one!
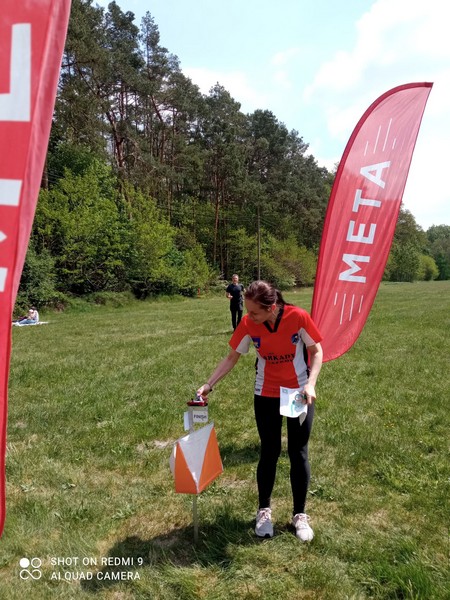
[255,508,273,538]
[292,513,314,541]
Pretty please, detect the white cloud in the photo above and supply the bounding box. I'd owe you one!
[270,48,301,67]
[269,48,302,91]
[304,0,450,228]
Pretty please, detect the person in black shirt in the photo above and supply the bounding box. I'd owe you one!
[226,274,245,330]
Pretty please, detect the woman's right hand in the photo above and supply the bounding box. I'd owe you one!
[196,383,212,400]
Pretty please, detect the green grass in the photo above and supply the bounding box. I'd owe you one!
[1,281,449,599]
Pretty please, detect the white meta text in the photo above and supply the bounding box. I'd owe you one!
[339,161,390,284]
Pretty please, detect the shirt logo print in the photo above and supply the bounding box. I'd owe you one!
[251,337,261,349]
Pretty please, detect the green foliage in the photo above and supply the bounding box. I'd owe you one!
[125,189,177,296]
[417,254,439,281]
[434,252,450,280]
[426,223,450,244]
[392,207,427,249]
[385,241,420,282]
[225,227,258,283]
[260,233,317,288]
[384,207,428,282]
[260,255,296,289]
[14,244,57,312]
[25,164,218,304]
[426,224,450,280]
[87,290,135,307]
[57,182,217,299]
[45,2,334,293]
[159,245,214,297]
[34,164,130,294]
[46,142,105,184]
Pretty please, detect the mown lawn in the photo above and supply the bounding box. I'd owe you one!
[1,281,449,599]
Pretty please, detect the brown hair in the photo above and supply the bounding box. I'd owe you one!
[244,280,290,308]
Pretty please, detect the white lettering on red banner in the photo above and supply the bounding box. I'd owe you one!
[0,269,7,292]
[0,24,30,299]
[0,180,22,205]
[0,24,31,121]
[339,254,370,283]
[339,161,391,282]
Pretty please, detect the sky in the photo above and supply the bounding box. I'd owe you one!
[94,0,449,230]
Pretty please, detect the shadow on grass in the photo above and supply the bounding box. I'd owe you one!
[81,512,268,594]
[219,442,260,467]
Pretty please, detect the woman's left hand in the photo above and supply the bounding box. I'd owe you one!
[302,383,316,405]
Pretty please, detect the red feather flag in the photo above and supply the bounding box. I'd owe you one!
[311,83,433,363]
[0,0,72,535]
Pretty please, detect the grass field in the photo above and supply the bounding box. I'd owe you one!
[1,281,449,599]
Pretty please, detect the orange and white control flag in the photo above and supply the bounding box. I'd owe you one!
[170,422,223,494]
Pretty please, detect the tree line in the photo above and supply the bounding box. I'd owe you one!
[17,0,450,310]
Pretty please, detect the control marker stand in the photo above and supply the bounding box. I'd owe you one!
[185,395,208,544]
[170,395,222,544]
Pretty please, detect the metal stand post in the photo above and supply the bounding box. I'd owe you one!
[192,495,199,544]
[186,396,208,544]
[188,414,199,544]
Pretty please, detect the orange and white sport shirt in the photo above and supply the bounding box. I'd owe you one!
[229,304,322,397]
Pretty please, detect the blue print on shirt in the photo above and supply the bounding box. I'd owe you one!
[251,337,261,349]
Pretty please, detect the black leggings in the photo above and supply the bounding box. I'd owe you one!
[254,394,314,515]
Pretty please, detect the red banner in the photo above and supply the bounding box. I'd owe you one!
[0,0,71,535]
[311,83,433,363]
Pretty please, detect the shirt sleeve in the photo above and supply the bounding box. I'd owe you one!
[298,309,323,346]
[229,320,252,354]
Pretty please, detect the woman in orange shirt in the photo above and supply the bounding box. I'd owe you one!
[197,280,323,542]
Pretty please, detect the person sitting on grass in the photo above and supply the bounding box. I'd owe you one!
[16,307,39,325]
